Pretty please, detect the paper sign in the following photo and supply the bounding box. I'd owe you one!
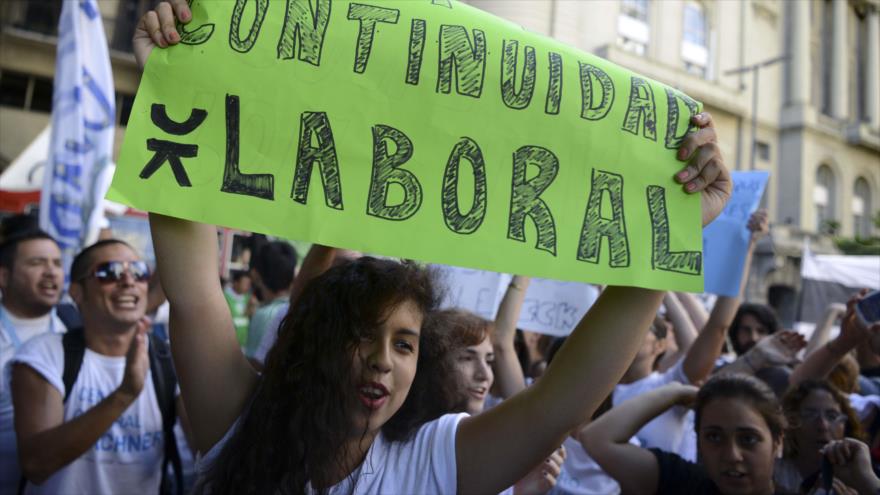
[702,171,769,297]
[108,0,705,291]
[436,264,599,336]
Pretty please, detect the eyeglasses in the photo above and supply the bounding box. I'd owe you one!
[799,409,848,425]
[89,260,151,284]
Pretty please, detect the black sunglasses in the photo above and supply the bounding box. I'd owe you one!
[89,260,151,284]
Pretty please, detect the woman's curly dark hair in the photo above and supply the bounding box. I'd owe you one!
[198,257,448,494]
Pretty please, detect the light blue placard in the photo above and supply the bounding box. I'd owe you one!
[703,171,770,297]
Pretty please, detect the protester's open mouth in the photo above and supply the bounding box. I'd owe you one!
[37,281,59,295]
[720,469,748,483]
[468,387,487,400]
[113,294,140,309]
[358,382,389,410]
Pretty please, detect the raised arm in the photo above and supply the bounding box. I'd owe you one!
[684,210,768,382]
[136,2,258,454]
[454,110,730,493]
[581,382,698,494]
[149,214,258,453]
[803,302,848,356]
[492,275,531,398]
[721,330,806,376]
[657,291,698,372]
[791,291,877,387]
[674,292,709,330]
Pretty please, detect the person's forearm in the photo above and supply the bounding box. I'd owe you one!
[736,238,758,298]
[683,294,739,383]
[719,347,765,376]
[149,213,258,453]
[675,292,709,330]
[533,286,664,433]
[288,244,337,309]
[19,390,136,483]
[803,306,843,356]
[790,337,856,386]
[583,385,683,449]
[493,276,530,397]
[664,292,697,351]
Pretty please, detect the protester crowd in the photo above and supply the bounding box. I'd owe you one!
[1,2,880,494]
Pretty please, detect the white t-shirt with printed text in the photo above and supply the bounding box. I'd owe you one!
[199,412,466,494]
[0,308,66,495]
[6,332,164,495]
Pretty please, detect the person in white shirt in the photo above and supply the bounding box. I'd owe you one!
[9,239,169,494]
[141,2,732,493]
[0,230,66,494]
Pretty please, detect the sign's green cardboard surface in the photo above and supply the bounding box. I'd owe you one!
[109,0,705,291]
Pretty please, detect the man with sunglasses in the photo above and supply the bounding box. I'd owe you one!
[0,230,69,494]
[8,239,175,494]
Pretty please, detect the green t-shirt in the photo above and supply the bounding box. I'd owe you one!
[224,289,250,347]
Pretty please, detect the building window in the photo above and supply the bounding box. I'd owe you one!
[814,164,837,233]
[756,141,771,162]
[618,0,650,55]
[0,71,54,113]
[0,71,29,108]
[681,1,709,78]
[117,93,136,126]
[853,177,872,238]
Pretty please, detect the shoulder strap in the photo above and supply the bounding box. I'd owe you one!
[55,303,82,332]
[61,327,86,403]
[148,333,183,495]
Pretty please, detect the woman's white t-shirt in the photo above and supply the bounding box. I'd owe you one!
[199,412,467,494]
[8,333,165,495]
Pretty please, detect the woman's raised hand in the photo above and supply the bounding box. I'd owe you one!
[674,112,732,227]
[133,0,191,70]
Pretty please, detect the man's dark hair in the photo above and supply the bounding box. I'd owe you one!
[70,239,136,283]
[230,269,250,283]
[0,229,58,270]
[252,241,297,293]
[728,303,781,355]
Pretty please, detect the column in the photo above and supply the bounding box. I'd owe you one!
[830,0,848,119]
[867,6,880,129]
[788,0,810,106]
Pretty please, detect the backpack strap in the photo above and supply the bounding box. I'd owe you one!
[61,327,87,403]
[148,333,183,495]
[55,303,82,332]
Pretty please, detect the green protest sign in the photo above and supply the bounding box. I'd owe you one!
[109,0,705,291]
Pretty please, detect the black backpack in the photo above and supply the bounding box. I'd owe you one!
[60,327,183,495]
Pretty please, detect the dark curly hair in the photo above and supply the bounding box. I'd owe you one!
[198,257,445,494]
[781,379,865,459]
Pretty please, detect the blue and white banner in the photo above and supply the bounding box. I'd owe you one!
[40,0,115,272]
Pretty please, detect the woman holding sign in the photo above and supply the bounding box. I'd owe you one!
[137,2,732,493]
